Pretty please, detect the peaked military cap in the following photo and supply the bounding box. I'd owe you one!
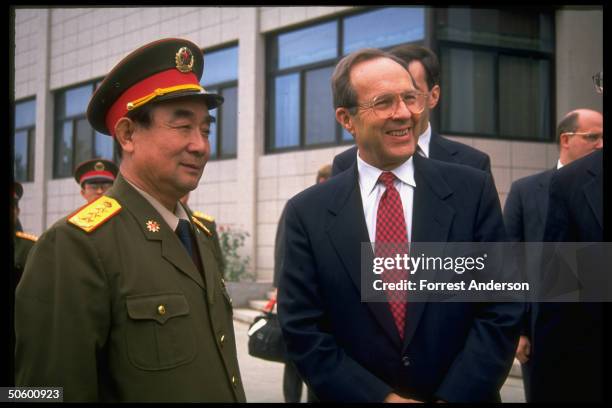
[87,38,223,136]
[13,181,23,201]
[74,158,119,186]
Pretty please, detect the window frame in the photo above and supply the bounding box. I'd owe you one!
[266,7,427,154]
[14,97,36,182]
[434,8,556,143]
[201,42,239,161]
[53,78,116,179]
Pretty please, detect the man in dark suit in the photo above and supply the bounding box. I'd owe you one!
[503,108,603,401]
[529,148,604,402]
[331,45,490,176]
[277,48,522,402]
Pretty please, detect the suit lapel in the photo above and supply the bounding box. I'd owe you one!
[326,163,403,349]
[583,163,603,230]
[107,174,206,290]
[535,169,555,233]
[402,154,455,351]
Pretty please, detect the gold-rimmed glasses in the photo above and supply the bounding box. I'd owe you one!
[561,132,603,143]
[351,91,428,119]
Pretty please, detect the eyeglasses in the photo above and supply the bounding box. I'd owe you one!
[562,132,603,143]
[592,71,603,94]
[350,91,428,119]
[84,182,113,192]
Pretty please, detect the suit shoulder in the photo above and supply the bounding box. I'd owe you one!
[66,195,122,233]
[511,168,554,191]
[15,231,38,242]
[427,156,488,179]
[438,134,489,159]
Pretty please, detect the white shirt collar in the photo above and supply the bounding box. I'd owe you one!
[357,153,416,198]
[124,178,189,231]
[557,159,564,170]
[417,122,432,158]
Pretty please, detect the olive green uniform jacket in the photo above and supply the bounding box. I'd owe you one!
[15,174,246,402]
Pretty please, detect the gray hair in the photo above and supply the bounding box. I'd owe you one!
[331,48,411,113]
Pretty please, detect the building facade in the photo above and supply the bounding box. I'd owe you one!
[12,6,603,282]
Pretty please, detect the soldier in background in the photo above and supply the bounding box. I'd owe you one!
[12,181,37,288]
[74,158,119,203]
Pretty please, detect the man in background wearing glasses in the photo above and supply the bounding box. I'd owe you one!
[73,158,119,203]
[277,48,521,402]
[504,108,602,402]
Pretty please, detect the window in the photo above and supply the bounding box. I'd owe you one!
[201,45,238,159]
[267,7,425,152]
[437,7,555,141]
[53,81,115,178]
[14,98,36,182]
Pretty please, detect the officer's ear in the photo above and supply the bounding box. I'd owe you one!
[114,117,136,154]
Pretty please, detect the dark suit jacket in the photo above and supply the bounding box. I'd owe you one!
[532,149,604,402]
[332,131,491,176]
[503,167,555,401]
[278,154,522,402]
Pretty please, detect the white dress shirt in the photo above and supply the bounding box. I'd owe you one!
[357,154,416,244]
[417,122,432,158]
[557,159,564,170]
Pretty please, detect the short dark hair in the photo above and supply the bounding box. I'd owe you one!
[389,44,440,91]
[316,164,332,183]
[331,48,410,112]
[556,111,579,145]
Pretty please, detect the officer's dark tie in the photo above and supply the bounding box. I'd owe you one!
[176,219,194,259]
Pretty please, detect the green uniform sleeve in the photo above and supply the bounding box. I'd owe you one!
[15,222,111,402]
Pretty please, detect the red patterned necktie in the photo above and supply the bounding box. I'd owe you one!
[375,171,409,340]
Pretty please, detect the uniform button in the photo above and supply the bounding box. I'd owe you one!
[231,376,237,387]
[157,305,166,315]
[219,334,225,346]
[402,356,411,366]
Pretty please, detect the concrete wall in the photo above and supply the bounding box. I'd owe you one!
[13,6,603,282]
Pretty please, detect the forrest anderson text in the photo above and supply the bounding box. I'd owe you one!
[373,280,530,291]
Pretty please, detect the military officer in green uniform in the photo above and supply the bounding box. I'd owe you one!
[74,158,119,203]
[12,181,37,289]
[15,38,246,402]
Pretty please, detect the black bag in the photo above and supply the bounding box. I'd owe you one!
[247,311,287,363]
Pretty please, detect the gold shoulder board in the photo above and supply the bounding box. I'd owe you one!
[16,231,38,242]
[191,216,212,236]
[67,196,122,233]
[193,210,214,223]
